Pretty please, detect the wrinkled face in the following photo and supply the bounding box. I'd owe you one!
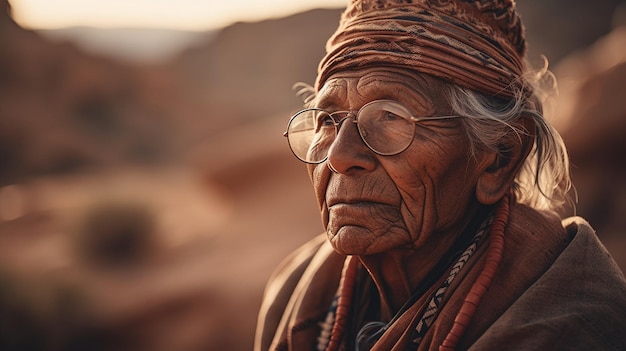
[308,68,489,256]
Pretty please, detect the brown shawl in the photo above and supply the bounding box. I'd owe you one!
[255,201,626,350]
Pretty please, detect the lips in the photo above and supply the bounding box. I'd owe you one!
[325,183,398,209]
[325,199,402,238]
[327,199,388,208]
[324,174,400,210]
[327,202,393,220]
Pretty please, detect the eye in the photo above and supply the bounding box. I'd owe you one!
[319,114,335,126]
[369,110,404,124]
[314,112,335,132]
[382,111,402,121]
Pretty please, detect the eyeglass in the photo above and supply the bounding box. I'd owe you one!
[283,99,463,164]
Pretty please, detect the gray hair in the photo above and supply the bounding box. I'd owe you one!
[445,69,573,213]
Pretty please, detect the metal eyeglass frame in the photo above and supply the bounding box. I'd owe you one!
[283,99,463,164]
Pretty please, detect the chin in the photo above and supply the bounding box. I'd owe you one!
[327,226,399,256]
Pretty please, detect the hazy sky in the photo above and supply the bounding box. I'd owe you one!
[9,0,346,30]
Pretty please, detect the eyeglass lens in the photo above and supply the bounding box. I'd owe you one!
[286,101,416,163]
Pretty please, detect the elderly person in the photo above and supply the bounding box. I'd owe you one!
[255,0,626,350]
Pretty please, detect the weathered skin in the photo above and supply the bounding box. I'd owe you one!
[306,67,527,319]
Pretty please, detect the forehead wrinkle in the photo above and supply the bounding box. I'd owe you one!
[356,72,436,113]
[316,78,348,108]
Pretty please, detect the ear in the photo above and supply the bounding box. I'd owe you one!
[476,117,535,205]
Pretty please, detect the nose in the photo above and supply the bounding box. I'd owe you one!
[326,115,377,174]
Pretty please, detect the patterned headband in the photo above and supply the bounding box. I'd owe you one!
[316,0,528,98]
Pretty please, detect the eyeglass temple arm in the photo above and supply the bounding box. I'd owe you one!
[410,115,462,122]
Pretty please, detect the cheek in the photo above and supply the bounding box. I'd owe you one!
[436,162,480,223]
[401,158,478,234]
[389,165,437,245]
[309,163,330,224]
[385,152,477,243]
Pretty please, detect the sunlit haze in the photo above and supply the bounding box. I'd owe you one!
[9,0,346,30]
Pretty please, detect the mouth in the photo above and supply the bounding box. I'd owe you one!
[324,177,400,211]
[328,198,377,207]
[326,199,395,210]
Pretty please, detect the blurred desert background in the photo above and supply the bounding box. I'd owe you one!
[1,0,625,350]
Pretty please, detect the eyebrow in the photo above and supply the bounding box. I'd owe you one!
[314,80,348,109]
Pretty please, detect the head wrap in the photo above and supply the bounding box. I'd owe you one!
[316,0,528,98]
